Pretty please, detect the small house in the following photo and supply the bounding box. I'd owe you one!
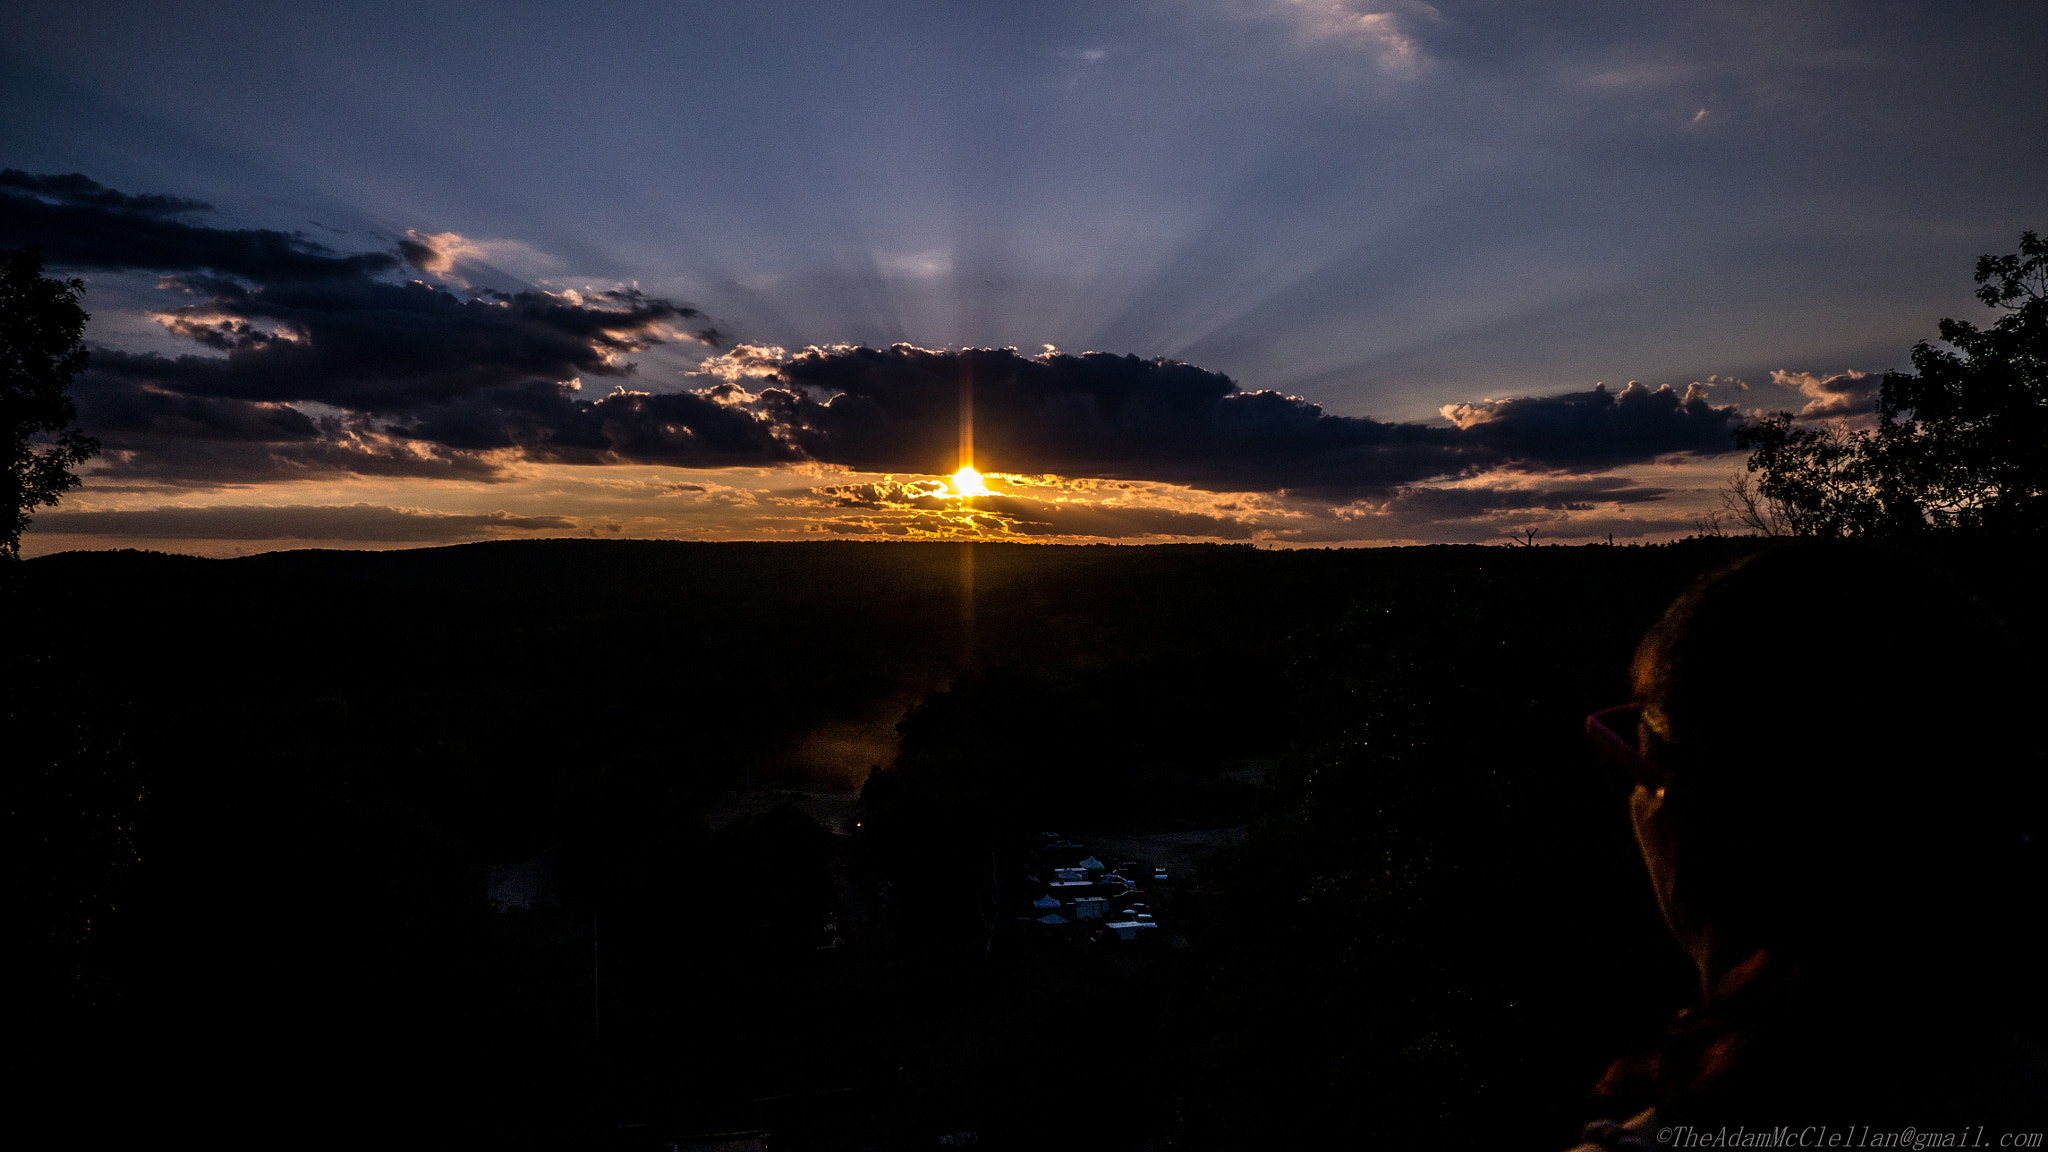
[1074,896,1107,919]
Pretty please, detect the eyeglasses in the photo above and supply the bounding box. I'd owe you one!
[1584,703,1670,793]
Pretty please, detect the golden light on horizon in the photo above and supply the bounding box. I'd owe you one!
[949,465,991,497]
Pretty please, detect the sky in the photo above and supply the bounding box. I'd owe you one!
[5,0,2045,554]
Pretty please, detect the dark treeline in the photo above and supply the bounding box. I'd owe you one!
[8,538,2040,1148]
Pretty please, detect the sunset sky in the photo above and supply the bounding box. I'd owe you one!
[5,1,2045,553]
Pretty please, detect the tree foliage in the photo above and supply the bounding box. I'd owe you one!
[1727,416,1887,538]
[1873,230,2048,533]
[1732,231,2047,539]
[2,244,99,559]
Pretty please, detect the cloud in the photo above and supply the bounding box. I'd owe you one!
[0,169,399,281]
[29,503,580,542]
[397,229,566,285]
[0,169,209,216]
[1278,0,1434,68]
[871,249,953,280]
[757,344,1483,491]
[662,479,759,505]
[1362,476,1674,520]
[110,277,699,407]
[89,333,1745,490]
[69,372,510,487]
[767,464,1689,545]
[394,381,788,465]
[75,379,322,442]
[1440,380,1741,470]
[84,432,508,488]
[757,346,1738,492]
[23,173,1747,495]
[1773,368,1878,420]
[399,229,534,275]
[0,170,721,485]
[790,483,1265,541]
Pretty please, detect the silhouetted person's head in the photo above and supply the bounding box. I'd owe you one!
[1626,541,2033,998]
[1587,541,2046,1133]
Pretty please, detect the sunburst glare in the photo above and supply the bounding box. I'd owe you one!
[949,465,992,497]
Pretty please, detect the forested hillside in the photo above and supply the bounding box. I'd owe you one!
[9,538,2038,1147]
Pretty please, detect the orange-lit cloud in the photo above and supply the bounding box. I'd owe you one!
[1773,368,1881,421]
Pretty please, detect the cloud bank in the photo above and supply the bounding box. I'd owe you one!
[7,171,1759,546]
[29,503,586,542]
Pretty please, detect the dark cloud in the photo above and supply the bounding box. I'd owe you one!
[22,173,1744,492]
[723,346,1741,493]
[30,503,578,541]
[1368,477,1675,520]
[0,169,399,281]
[74,376,321,442]
[1439,380,1741,470]
[758,344,1481,491]
[0,169,210,216]
[87,436,507,488]
[87,338,1746,489]
[394,382,784,465]
[97,278,699,407]
[395,237,443,271]
[66,369,509,487]
[1,171,722,483]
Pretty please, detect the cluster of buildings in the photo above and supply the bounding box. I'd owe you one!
[1023,834,1167,944]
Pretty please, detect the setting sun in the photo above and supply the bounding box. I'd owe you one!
[950,465,991,497]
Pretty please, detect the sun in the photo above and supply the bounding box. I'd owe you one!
[950,465,991,497]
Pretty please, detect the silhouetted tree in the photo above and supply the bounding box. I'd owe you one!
[1873,229,2047,534]
[1733,231,2047,538]
[2,244,97,559]
[1728,415,1886,537]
